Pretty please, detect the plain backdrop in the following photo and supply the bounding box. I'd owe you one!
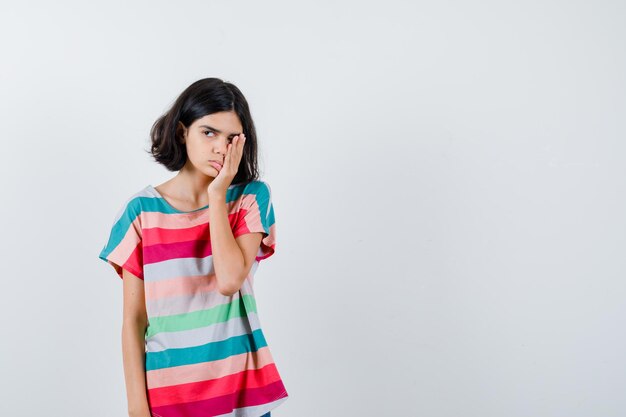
[0,0,624,416]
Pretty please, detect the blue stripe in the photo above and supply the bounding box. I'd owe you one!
[145,328,268,371]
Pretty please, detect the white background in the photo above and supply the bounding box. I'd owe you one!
[0,0,624,416]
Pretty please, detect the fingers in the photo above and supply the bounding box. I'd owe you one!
[235,134,245,158]
[223,134,245,172]
[239,135,245,156]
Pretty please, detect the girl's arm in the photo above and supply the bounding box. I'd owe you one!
[121,268,152,417]
[209,192,264,296]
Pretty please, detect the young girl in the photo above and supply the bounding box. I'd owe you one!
[98,78,289,417]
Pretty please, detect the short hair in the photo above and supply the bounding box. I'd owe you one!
[146,77,261,184]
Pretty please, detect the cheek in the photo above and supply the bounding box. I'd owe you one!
[186,137,208,154]
[184,147,206,167]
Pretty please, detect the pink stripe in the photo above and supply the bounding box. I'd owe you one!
[109,216,142,260]
[141,204,240,232]
[144,274,220,301]
[236,195,264,232]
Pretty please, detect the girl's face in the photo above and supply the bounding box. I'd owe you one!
[179,111,244,177]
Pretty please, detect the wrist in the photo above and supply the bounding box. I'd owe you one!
[208,192,226,203]
[127,404,150,417]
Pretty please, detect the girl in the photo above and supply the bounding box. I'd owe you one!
[98,78,289,417]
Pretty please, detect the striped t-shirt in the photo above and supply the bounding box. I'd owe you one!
[98,180,289,417]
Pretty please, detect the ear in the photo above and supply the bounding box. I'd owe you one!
[177,121,188,144]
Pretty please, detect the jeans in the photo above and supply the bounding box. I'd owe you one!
[261,413,271,417]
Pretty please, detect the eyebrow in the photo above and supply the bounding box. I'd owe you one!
[198,125,242,137]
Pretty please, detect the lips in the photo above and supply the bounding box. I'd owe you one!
[209,160,223,170]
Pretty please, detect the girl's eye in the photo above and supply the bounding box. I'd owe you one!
[203,131,235,142]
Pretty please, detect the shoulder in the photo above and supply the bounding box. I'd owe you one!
[111,186,152,223]
[229,180,272,201]
[243,180,271,194]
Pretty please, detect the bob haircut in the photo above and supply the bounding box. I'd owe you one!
[147,77,261,185]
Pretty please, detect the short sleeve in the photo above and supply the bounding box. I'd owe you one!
[232,180,276,262]
[98,197,144,280]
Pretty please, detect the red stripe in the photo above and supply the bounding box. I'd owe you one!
[150,379,287,417]
[124,242,144,279]
[143,212,242,265]
[147,362,284,408]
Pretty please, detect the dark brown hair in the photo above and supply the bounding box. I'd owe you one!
[147,78,260,185]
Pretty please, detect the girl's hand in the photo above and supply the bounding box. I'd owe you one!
[207,133,246,197]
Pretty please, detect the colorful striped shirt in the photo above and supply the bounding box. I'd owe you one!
[98,180,289,417]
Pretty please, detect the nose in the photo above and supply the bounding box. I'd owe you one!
[214,135,231,155]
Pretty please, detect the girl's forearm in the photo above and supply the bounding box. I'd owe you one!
[122,320,151,417]
[208,192,245,295]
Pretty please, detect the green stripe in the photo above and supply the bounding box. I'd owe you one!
[145,294,258,338]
